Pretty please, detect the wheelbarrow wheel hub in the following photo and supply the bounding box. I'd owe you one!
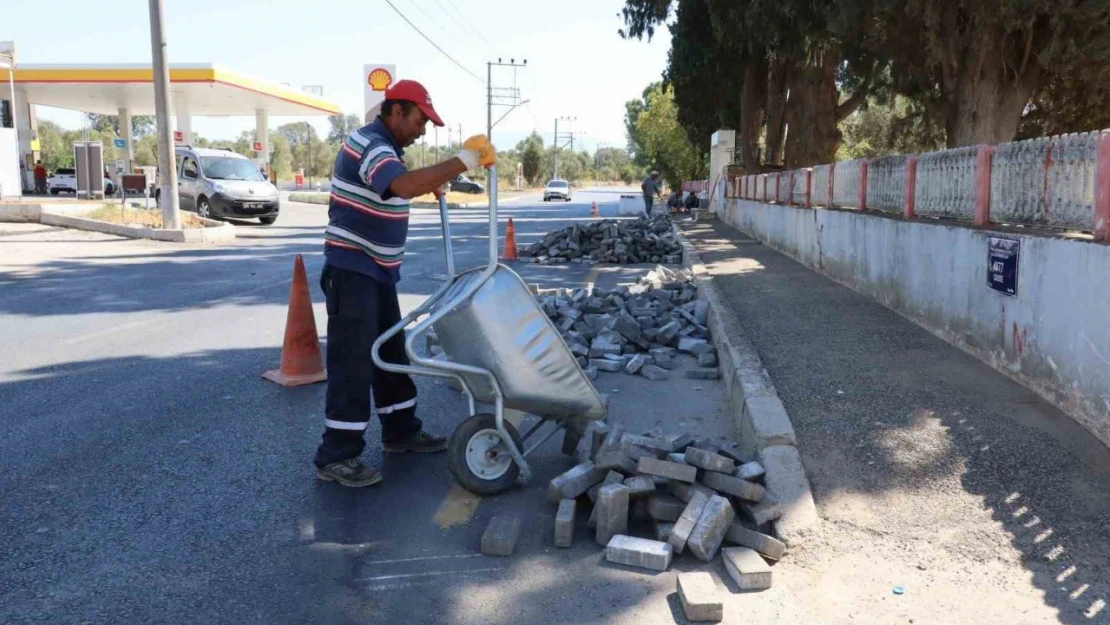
[466,429,513,480]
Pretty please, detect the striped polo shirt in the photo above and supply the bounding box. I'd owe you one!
[323,119,410,285]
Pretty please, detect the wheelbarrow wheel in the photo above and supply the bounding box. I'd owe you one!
[448,413,524,496]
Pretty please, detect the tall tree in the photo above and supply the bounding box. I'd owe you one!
[518,132,544,185]
[632,83,704,188]
[327,114,363,143]
[85,113,156,137]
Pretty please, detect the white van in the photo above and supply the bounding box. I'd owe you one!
[158,146,280,225]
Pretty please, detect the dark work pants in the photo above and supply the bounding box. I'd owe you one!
[643,195,654,216]
[314,264,421,467]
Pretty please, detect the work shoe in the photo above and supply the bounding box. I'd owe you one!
[382,430,448,454]
[316,458,383,487]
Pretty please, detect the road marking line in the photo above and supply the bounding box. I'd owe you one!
[433,483,483,529]
[365,553,484,566]
[359,566,504,583]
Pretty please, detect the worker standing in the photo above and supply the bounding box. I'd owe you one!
[314,79,497,487]
[641,171,662,216]
[33,160,47,195]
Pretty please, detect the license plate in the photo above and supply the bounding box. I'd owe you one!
[243,202,263,209]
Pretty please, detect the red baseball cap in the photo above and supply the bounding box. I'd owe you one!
[384,79,444,127]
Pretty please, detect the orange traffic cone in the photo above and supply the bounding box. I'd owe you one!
[590,201,599,218]
[263,254,327,387]
[502,217,519,261]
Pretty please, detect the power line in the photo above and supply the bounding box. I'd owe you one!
[405,0,472,53]
[440,0,490,44]
[382,0,484,82]
[427,0,486,48]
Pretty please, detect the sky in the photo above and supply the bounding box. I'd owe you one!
[4,0,672,153]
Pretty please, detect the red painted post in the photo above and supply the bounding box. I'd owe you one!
[1094,132,1110,241]
[805,169,812,208]
[903,155,918,219]
[858,159,869,211]
[974,144,994,227]
[828,162,836,207]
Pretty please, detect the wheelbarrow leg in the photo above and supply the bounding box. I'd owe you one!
[494,398,532,485]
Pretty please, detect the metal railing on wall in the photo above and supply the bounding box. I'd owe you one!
[703,127,1110,241]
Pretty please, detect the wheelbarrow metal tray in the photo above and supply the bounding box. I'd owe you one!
[433,264,606,421]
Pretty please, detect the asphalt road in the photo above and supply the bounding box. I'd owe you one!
[0,188,733,624]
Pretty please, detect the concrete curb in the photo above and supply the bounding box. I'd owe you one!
[4,203,236,243]
[674,220,819,548]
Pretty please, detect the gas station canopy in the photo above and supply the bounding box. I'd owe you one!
[13,63,340,116]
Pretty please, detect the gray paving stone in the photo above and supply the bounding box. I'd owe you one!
[631,498,651,521]
[480,515,522,556]
[722,547,772,590]
[595,484,630,546]
[666,452,687,465]
[596,450,639,475]
[741,497,783,526]
[591,358,624,373]
[588,470,626,503]
[678,337,710,354]
[547,461,607,503]
[640,364,669,381]
[760,445,819,546]
[725,520,786,560]
[623,475,657,498]
[678,572,723,622]
[687,495,735,561]
[554,499,576,548]
[625,353,649,374]
[740,395,797,456]
[685,368,720,380]
[669,479,715,503]
[736,461,765,481]
[697,351,719,368]
[701,471,766,502]
[667,432,696,453]
[637,457,697,483]
[647,493,686,522]
[653,520,675,542]
[620,433,672,455]
[669,491,710,554]
[684,447,736,474]
[605,535,673,572]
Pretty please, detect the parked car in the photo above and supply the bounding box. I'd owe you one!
[450,174,484,194]
[156,146,280,225]
[48,168,116,196]
[543,179,571,202]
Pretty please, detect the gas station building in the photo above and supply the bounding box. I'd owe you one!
[3,63,340,195]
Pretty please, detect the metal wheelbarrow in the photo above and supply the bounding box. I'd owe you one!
[372,167,607,495]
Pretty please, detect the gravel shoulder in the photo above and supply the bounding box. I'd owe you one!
[680,217,1110,625]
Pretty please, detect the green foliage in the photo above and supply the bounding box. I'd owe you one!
[518,133,544,185]
[85,113,156,137]
[327,114,363,143]
[269,134,293,179]
[630,83,704,188]
[837,96,945,161]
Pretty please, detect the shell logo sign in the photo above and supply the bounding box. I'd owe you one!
[367,67,393,92]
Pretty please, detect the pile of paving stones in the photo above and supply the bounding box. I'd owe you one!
[480,427,783,621]
[532,266,720,383]
[520,215,683,265]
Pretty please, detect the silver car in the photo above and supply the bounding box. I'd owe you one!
[158,146,281,225]
[543,179,572,202]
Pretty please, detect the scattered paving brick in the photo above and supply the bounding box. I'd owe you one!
[725,520,787,561]
[648,493,687,522]
[547,461,607,503]
[684,447,737,474]
[670,480,716,503]
[638,457,697,483]
[722,547,773,590]
[590,358,624,373]
[685,368,720,380]
[669,491,711,554]
[521,216,683,264]
[605,535,674,572]
[640,364,669,381]
[687,495,735,562]
[481,515,522,556]
[678,572,724,622]
[623,475,657,498]
[741,497,783,526]
[736,461,766,482]
[595,450,639,475]
[554,499,576,548]
[697,351,719,367]
[653,521,675,542]
[588,470,626,503]
[701,471,766,502]
[595,483,630,546]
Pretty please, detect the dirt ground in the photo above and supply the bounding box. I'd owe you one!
[85,205,206,228]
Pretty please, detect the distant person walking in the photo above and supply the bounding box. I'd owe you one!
[641,171,662,216]
[33,160,47,195]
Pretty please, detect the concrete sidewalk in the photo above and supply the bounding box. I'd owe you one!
[681,217,1110,624]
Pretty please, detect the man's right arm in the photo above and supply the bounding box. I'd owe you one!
[387,159,467,200]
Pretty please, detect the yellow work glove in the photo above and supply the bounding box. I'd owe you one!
[456,135,497,170]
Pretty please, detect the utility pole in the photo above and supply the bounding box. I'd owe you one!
[305,122,314,191]
[147,0,180,229]
[553,115,575,179]
[486,58,527,142]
